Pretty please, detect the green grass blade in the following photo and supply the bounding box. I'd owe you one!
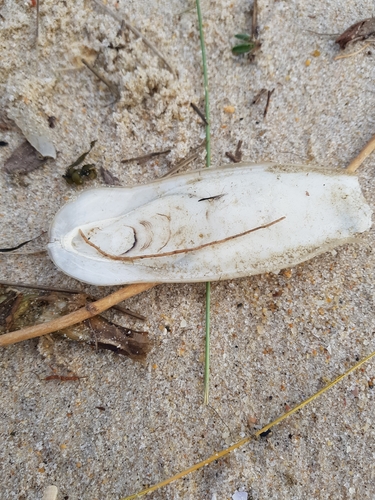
[195,0,211,404]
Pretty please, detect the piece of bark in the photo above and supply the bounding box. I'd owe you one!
[100,166,121,185]
[85,316,150,361]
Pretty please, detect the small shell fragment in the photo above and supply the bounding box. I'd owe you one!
[48,163,372,286]
[8,106,56,159]
[42,485,58,500]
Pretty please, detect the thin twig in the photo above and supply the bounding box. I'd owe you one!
[190,102,208,125]
[252,88,267,105]
[91,0,175,76]
[121,149,171,164]
[81,59,120,99]
[36,0,39,42]
[225,140,243,163]
[0,232,45,253]
[346,132,375,173]
[0,283,156,347]
[306,29,339,37]
[263,88,275,119]
[121,348,375,499]
[0,282,145,321]
[334,42,372,60]
[161,141,206,178]
[252,0,258,41]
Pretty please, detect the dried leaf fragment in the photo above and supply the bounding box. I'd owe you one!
[336,18,375,49]
[3,141,47,174]
[0,290,35,333]
[100,166,121,185]
[8,107,56,159]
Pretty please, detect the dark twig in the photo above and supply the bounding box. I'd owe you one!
[82,59,120,99]
[36,0,40,42]
[0,233,45,253]
[252,0,258,40]
[121,149,171,164]
[263,89,275,119]
[190,103,208,125]
[225,140,243,163]
[161,141,206,178]
[252,88,267,105]
[91,0,175,76]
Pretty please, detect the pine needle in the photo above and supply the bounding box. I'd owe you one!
[120,348,375,499]
[195,0,212,405]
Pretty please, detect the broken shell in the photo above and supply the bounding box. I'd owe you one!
[8,106,56,159]
[48,163,372,286]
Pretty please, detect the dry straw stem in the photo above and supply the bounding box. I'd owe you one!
[122,347,375,499]
[346,132,375,173]
[161,141,206,178]
[0,283,156,347]
[91,0,175,76]
[334,42,372,60]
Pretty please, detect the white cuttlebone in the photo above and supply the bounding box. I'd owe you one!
[48,162,373,286]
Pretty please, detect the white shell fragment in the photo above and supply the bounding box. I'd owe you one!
[42,485,58,500]
[8,106,56,159]
[48,163,372,286]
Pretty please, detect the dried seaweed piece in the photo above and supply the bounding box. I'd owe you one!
[100,166,121,185]
[3,141,47,174]
[67,140,97,169]
[0,290,37,333]
[84,316,150,362]
[0,290,19,332]
[0,288,151,362]
[63,141,97,185]
[336,18,375,49]
[0,281,145,321]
